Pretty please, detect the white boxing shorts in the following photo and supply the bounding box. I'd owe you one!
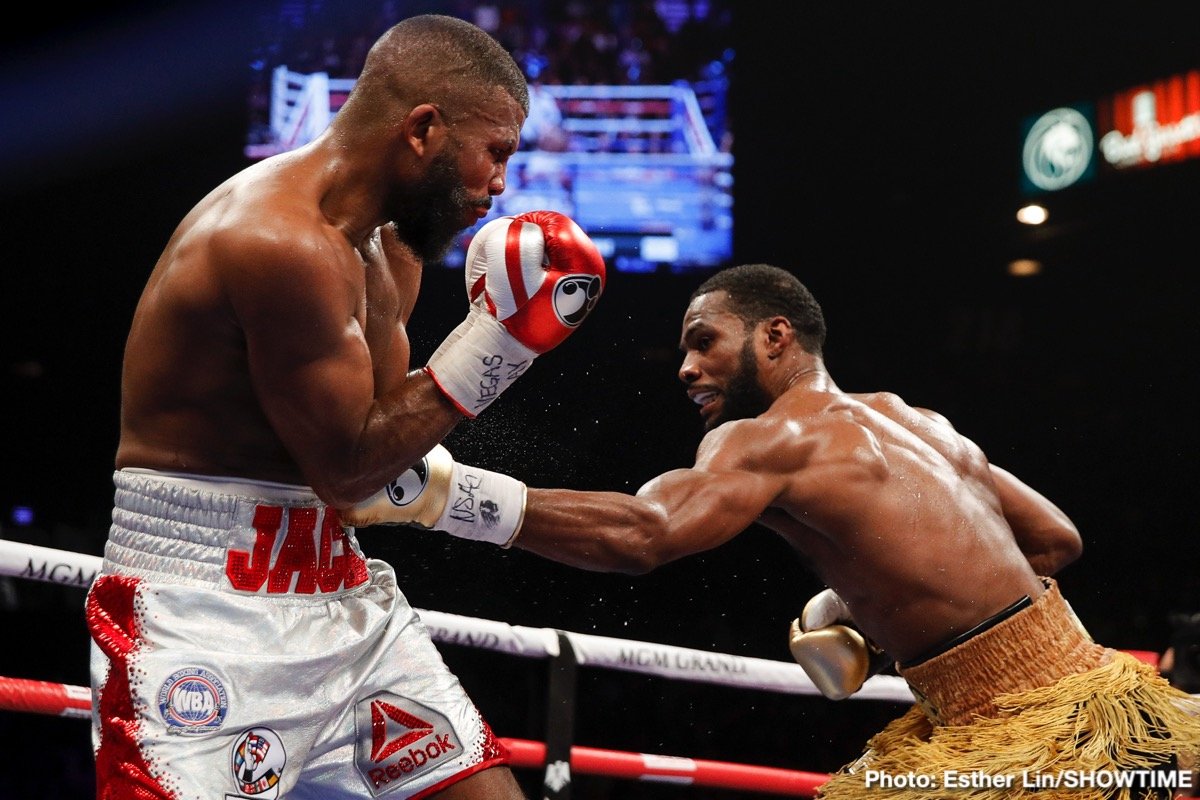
[86,469,508,800]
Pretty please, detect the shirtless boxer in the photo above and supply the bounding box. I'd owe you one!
[86,14,604,800]
[351,264,1200,798]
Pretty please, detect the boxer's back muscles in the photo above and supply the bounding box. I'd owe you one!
[753,388,1047,662]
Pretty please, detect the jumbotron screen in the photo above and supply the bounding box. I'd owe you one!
[244,0,734,273]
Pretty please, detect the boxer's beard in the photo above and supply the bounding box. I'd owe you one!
[390,147,489,263]
[709,336,771,429]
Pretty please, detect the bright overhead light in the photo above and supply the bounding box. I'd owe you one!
[1008,259,1042,277]
[1016,204,1048,225]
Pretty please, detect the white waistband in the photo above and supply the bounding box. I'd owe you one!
[118,467,318,503]
[104,469,368,596]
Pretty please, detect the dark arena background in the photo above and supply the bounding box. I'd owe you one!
[2,2,1199,797]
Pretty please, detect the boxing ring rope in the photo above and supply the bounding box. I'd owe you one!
[0,539,850,796]
[0,538,1167,796]
[0,539,914,701]
[0,672,828,795]
[0,674,92,719]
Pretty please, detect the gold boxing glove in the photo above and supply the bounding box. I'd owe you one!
[788,588,890,701]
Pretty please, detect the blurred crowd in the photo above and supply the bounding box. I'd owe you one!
[247,0,733,149]
[251,0,731,85]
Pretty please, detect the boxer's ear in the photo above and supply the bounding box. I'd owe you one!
[403,103,446,158]
[763,316,793,358]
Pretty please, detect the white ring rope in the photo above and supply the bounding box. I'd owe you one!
[3,538,1187,798]
[0,672,832,795]
[0,538,916,702]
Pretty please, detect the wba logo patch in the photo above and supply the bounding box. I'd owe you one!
[158,666,228,734]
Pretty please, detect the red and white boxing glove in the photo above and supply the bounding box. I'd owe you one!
[426,211,606,417]
[341,444,527,547]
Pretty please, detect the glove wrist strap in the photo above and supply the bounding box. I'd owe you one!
[433,460,528,547]
[426,313,538,417]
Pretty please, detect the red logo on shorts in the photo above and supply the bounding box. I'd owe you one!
[225,505,369,594]
[354,693,461,795]
[369,699,435,761]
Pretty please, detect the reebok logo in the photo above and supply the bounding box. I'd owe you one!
[355,693,461,796]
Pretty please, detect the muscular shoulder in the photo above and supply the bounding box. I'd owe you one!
[694,418,779,470]
[854,390,952,432]
[696,409,883,481]
[856,390,988,473]
[208,200,345,276]
[186,184,360,317]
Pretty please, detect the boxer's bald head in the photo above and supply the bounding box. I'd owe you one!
[349,14,529,125]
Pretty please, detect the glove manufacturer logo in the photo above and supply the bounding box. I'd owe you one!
[354,693,461,796]
[385,458,430,507]
[227,726,286,799]
[158,666,228,734]
[552,275,602,327]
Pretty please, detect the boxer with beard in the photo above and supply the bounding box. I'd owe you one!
[360,263,1200,799]
[87,14,606,800]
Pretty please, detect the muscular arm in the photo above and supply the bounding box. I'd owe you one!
[514,424,788,573]
[224,225,461,506]
[989,464,1082,575]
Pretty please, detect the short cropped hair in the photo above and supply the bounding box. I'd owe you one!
[352,14,529,119]
[691,264,826,355]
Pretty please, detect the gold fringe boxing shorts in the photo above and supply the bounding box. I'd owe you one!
[818,579,1200,800]
[86,469,508,800]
